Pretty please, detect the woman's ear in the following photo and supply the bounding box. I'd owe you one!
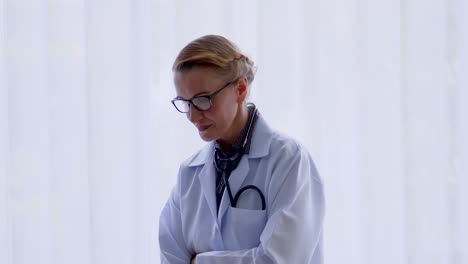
[236,76,248,104]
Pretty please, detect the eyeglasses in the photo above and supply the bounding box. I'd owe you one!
[171,80,236,113]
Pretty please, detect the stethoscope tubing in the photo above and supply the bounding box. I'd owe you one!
[223,172,266,210]
[220,105,266,210]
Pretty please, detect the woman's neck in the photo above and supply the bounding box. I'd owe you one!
[217,105,249,152]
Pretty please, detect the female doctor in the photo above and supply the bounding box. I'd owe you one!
[159,35,325,264]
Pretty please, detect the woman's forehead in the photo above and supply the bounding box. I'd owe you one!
[174,68,224,97]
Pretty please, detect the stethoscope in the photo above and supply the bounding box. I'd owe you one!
[214,105,266,210]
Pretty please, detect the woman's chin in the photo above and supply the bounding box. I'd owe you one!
[199,130,215,142]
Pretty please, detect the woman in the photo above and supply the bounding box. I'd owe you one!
[159,35,325,264]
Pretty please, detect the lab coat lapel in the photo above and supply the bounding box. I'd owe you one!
[217,156,250,223]
[196,147,219,223]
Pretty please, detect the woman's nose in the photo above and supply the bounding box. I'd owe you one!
[187,104,202,123]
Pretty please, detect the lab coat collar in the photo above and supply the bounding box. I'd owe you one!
[187,112,272,167]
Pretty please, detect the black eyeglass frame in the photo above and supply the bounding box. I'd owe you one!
[171,80,236,113]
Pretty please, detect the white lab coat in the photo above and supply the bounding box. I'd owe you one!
[159,114,325,264]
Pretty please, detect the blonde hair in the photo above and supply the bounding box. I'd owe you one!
[172,35,256,85]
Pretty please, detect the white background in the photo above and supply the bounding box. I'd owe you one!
[1,0,467,263]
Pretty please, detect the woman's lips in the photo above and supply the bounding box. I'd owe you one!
[198,125,211,132]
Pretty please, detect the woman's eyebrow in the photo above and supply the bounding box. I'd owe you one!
[176,90,210,100]
[192,91,210,98]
